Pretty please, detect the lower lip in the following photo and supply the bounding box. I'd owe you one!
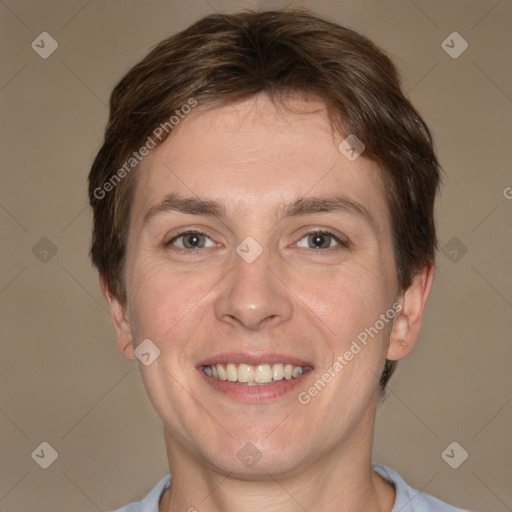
[199,369,312,403]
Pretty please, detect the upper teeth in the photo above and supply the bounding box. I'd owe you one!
[203,363,305,384]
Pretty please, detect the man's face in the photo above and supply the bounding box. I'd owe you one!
[118,94,400,476]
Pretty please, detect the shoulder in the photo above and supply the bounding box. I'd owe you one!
[110,468,471,512]
[110,474,172,512]
[372,464,470,512]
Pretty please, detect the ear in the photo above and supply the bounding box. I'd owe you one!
[100,275,135,360]
[387,263,435,361]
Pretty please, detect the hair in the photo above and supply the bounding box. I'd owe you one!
[88,9,441,394]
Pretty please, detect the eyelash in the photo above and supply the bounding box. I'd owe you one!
[164,229,214,254]
[297,229,349,250]
[164,228,349,254]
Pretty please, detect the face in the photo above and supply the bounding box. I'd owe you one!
[108,94,426,478]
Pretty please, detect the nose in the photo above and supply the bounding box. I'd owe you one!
[214,249,293,331]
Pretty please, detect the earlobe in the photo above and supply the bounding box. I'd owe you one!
[100,275,136,360]
[387,263,435,361]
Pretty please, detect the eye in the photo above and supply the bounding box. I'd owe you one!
[167,230,216,250]
[296,230,346,250]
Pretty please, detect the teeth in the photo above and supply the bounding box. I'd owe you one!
[272,363,284,381]
[216,363,226,380]
[255,364,272,383]
[238,363,254,383]
[226,363,238,382]
[203,362,306,384]
[292,366,304,378]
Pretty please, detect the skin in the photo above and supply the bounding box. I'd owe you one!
[103,93,434,512]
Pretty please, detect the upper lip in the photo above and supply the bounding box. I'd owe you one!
[197,352,314,368]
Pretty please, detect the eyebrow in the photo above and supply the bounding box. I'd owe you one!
[143,192,376,231]
[280,195,376,230]
[143,193,226,222]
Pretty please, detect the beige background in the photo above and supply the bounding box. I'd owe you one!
[1,0,511,510]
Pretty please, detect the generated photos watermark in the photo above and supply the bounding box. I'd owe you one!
[298,302,402,405]
[93,97,198,200]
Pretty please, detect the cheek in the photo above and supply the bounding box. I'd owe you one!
[126,256,220,347]
[295,259,392,336]
[290,263,396,396]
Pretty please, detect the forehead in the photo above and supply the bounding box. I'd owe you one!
[132,94,389,229]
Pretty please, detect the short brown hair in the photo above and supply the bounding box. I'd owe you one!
[88,9,440,393]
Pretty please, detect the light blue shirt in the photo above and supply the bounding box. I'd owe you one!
[111,463,469,511]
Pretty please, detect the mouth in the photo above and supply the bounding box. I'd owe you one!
[201,362,310,385]
[198,354,313,402]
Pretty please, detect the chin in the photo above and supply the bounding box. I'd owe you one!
[199,434,309,478]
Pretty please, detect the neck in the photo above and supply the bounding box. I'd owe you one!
[159,417,395,512]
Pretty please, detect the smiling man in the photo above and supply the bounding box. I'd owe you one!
[89,9,468,512]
